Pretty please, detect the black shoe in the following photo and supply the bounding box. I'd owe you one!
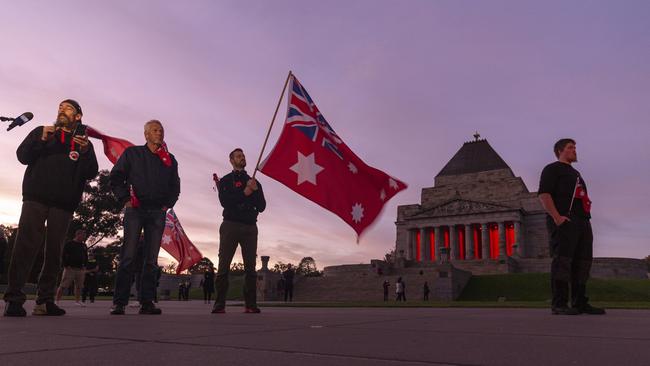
[551,306,580,315]
[32,302,66,316]
[4,302,27,317]
[577,303,606,315]
[211,305,226,314]
[110,305,125,315]
[139,302,162,315]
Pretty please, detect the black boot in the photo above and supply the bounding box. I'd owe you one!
[551,280,579,315]
[572,284,606,315]
[4,301,27,317]
[139,301,162,315]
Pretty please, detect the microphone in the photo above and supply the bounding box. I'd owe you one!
[6,112,34,131]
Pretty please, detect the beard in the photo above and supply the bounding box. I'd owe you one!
[56,113,71,127]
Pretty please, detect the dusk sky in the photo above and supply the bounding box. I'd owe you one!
[1,0,649,268]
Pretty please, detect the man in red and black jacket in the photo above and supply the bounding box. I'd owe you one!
[539,138,605,316]
[4,99,98,317]
[109,120,180,315]
[212,148,266,314]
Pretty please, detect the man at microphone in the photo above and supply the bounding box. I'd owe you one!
[109,120,180,315]
[3,99,98,317]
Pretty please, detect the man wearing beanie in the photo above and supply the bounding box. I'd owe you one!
[4,99,98,317]
[109,120,180,315]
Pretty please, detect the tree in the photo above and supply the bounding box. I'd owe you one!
[189,257,215,274]
[230,262,245,274]
[644,255,650,272]
[297,257,321,277]
[68,169,124,248]
[162,263,177,274]
[272,261,295,273]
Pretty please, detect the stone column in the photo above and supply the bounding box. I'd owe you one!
[260,256,270,271]
[434,226,441,263]
[514,221,523,257]
[498,222,507,259]
[465,225,474,260]
[449,225,457,260]
[481,223,490,260]
[420,227,430,262]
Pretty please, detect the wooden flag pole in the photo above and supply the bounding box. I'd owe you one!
[252,70,293,179]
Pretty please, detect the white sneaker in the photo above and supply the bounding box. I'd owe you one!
[75,302,85,307]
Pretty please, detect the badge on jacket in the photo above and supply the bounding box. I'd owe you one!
[69,151,80,161]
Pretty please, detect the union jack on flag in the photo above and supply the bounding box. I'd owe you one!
[286,77,344,159]
[260,74,408,238]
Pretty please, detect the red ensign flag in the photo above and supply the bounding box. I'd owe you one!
[259,75,407,238]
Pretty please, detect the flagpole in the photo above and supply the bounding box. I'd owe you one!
[252,70,293,179]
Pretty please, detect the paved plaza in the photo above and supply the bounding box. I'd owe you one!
[1,301,649,366]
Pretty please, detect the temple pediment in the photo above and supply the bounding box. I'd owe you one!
[408,199,514,219]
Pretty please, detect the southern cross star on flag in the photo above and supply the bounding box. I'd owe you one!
[259,74,407,238]
[87,126,202,272]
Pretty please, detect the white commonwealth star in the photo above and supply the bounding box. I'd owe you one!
[351,203,364,223]
[290,152,324,185]
[161,234,172,245]
[380,189,386,201]
[110,147,118,158]
[348,162,358,174]
[389,178,399,190]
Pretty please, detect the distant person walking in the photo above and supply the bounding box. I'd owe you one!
[201,266,215,304]
[395,277,406,302]
[82,253,99,303]
[382,280,390,301]
[423,281,430,301]
[178,281,185,301]
[55,229,89,306]
[282,264,295,302]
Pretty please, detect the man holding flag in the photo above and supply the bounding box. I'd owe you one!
[538,138,605,315]
[212,148,266,314]
[109,120,180,315]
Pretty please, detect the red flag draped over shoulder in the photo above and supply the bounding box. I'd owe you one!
[259,75,407,238]
[86,126,134,164]
[87,126,202,272]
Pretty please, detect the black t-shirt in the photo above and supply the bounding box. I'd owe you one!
[538,161,590,220]
[62,240,88,268]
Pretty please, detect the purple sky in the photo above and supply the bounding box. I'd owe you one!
[2,1,649,268]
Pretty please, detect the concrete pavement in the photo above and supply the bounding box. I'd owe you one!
[1,301,649,366]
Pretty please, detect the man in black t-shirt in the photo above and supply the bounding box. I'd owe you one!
[538,138,605,315]
[56,229,88,306]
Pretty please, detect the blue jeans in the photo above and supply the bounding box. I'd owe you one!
[113,207,165,306]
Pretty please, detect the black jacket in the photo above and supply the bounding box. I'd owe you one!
[219,170,266,225]
[110,145,180,209]
[17,126,99,212]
